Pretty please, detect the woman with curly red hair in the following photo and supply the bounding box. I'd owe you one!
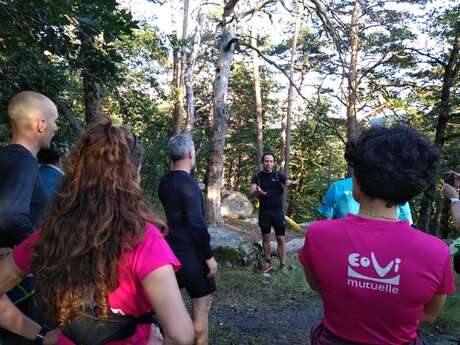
[0,123,194,345]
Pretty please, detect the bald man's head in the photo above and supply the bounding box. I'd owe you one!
[8,91,59,149]
[8,91,57,127]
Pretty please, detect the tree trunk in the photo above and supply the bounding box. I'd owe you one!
[280,13,300,211]
[417,33,460,231]
[82,36,104,125]
[205,0,239,226]
[173,0,189,134]
[345,0,360,176]
[185,8,203,131]
[251,22,263,171]
[439,199,451,238]
[55,98,84,135]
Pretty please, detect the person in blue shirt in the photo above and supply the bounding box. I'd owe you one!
[37,147,64,198]
[318,177,413,224]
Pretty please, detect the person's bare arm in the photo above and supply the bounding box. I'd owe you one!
[442,183,460,232]
[143,265,194,345]
[303,267,320,292]
[0,255,60,344]
[250,183,266,197]
[285,180,298,189]
[421,294,447,323]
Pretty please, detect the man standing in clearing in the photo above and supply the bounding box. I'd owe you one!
[0,91,59,249]
[250,153,298,274]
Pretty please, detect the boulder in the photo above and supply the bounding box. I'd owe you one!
[221,191,254,219]
[209,227,258,265]
[256,238,305,256]
[286,238,305,254]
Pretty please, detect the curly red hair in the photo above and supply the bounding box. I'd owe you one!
[31,122,166,326]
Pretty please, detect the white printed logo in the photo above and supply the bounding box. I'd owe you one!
[347,252,401,294]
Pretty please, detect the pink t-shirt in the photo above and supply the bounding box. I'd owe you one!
[13,223,181,345]
[298,214,455,345]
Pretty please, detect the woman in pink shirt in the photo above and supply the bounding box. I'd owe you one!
[0,123,194,344]
[299,126,456,345]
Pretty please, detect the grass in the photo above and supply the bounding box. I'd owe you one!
[434,274,460,329]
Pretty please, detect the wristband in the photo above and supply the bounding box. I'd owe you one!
[34,326,52,345]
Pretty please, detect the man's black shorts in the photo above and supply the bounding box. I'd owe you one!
[175,251,216,299]
[258,208,286,236]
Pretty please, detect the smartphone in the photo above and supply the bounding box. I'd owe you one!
[443,171,456,186]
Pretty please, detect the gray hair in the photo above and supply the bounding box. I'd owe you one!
[168,133,195,162]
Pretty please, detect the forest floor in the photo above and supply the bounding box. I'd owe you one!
[199,219,460,345]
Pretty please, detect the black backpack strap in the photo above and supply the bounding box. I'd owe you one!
[63,308,159,345]
[255,172,261,187]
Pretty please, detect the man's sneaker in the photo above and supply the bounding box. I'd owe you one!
[261,261,273,273]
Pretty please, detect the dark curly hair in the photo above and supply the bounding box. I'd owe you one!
[30,122,166,326]
[345,125,441,206]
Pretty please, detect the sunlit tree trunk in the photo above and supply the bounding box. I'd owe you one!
[205,0,239,226]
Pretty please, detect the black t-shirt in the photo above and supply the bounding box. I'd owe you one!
[158,170,212,259]
[0,144,49,247]
[251,170,286,210]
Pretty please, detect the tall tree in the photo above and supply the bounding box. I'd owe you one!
[345,0,360,175]
[186,4,204,131]
[251,21,264,170]
[205,0,239,226]
[418,23,460,231]
[280,11,300,210]
[82,35,104,125]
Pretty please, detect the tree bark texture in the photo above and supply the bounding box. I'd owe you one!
[205,0,239,226]
[186,8,203,131]
[281,13,300,211]
[345,0,360,176]
[82,35,104,125]
[251,23,263,171]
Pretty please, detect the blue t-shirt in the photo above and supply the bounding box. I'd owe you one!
[39,164,64,198]
[317,178,413,224]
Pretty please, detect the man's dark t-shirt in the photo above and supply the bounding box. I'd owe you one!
[251,171,286,210]
[0,144,49,247]
[158,170,212,259]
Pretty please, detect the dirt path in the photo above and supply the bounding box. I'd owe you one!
[208,267,459,345]
[210,268,322,345]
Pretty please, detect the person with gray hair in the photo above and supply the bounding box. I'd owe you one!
[167,133,195,163]
[158,133,218,345]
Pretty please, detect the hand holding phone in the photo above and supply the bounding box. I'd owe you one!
[443,171,457,186]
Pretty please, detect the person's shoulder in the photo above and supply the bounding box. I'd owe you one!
[145,223,164,238]
[409,228,450,254]
[0,145,34,161]
[307,218,346,237]
[158,172,170,184]
[0,146,38,173]
[133,223,164,250]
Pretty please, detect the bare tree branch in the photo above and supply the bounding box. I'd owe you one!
[404,47,446,66]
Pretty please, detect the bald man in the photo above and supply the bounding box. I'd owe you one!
[0,91,59,248]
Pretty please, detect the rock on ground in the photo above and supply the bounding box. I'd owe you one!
[221,191,254,220]
[256,238,305,256]
[209,227,259,265]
